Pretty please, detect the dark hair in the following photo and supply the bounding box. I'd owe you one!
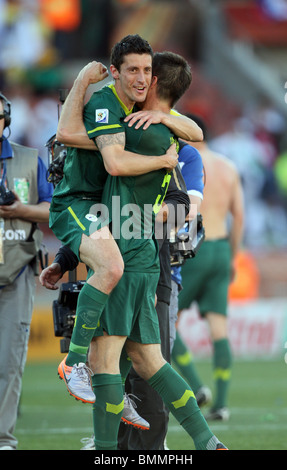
[110,34,153,71]
[185,113,207,140]
[152,51,192,107]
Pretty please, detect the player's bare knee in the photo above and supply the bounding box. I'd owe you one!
[104,261,124,289]
[130,358,147,380]
[127,344,165,381]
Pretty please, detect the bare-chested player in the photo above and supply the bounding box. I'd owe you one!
[171,114,244,422]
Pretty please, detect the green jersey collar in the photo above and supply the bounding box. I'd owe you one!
[108,84,134,116]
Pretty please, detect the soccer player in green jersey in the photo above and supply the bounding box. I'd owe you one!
[50,35,203,403]
[58,49,227,450]
[86,52,227,451]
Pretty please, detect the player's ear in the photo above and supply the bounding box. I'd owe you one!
[150,75,158,88]
[110,64,119,80]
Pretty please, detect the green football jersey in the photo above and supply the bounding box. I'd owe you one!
[101,120,176,272]
[50,84,133,212]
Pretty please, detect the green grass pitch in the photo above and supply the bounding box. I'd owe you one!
[15,357,287,450]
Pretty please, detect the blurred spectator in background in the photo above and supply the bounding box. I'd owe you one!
[24,91,59,161]
[257,0,287,20]
[0,0,52,70]
[209,105,287,248]
[2,85,59,164]
[274,148,287,209]
[39,0,112,60]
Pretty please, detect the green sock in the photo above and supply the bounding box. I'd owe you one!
[148,363,218,450]
[119,348,132,391]
[92,373,124,450]
[172,330,202,393]
[212,338,232,409]
[66,283,108,367]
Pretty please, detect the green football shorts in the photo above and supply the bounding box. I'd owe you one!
[178,238,231,316]
[49,197,109,260]
[93,270,161,344]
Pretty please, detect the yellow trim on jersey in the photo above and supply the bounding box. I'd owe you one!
[170,108,181,116]
[87,124,121,135]
[108,84,134,116]
[68,206,86,231]
[87,84,133,135]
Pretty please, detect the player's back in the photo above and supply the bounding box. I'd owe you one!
[200,147,239,239]
[102,121,175,272]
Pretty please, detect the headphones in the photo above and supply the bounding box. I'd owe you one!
[0,92,11,129]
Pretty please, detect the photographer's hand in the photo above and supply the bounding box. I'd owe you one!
[0,192,50,223]
[39,263,63,290]
[0,191,22,219]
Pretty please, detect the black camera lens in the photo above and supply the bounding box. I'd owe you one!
[0,186,15,205]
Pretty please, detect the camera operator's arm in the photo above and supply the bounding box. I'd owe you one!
[39,245,79,290]
[39,263,62,290]
[186,194,202,221]
[0,157,52,222]
[0,192,50,223]
[177,140,204,221]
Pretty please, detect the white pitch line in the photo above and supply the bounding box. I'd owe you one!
[168,422,287,432]
[15,427,93,436]
[16,421,287,437]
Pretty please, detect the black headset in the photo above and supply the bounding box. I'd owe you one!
[0,92,11,129]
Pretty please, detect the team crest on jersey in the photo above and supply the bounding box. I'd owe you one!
[95,109,109,123]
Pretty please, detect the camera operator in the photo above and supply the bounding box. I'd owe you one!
[0,92,53,450]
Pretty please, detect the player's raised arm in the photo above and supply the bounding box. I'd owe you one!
[56,61,108,150]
